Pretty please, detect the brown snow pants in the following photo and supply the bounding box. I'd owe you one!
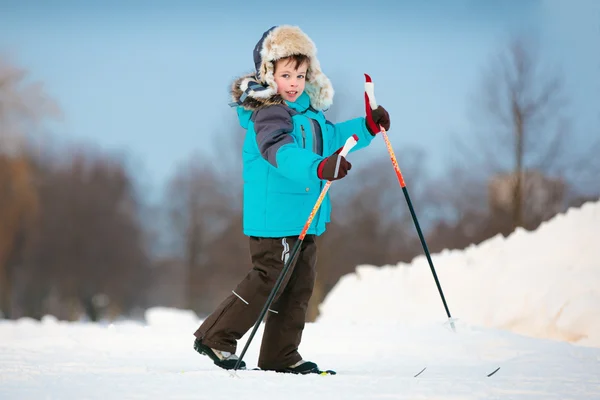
[193,235,317,370]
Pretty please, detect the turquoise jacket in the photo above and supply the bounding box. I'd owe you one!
[234,87,375,238]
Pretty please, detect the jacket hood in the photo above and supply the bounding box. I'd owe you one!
[230,73,285,112]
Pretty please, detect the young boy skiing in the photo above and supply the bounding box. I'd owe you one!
[192,25,391,374]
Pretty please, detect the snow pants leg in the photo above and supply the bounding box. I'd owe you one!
[193,235,317,370]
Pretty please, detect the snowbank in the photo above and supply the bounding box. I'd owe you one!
[318,201,600,348]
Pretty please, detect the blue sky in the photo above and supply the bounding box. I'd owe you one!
[1,0,598,199]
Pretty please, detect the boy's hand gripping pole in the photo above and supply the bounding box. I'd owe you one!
[232,134,359,375]
[364,73,456,332]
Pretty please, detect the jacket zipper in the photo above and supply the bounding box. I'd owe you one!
[300,125,306,148]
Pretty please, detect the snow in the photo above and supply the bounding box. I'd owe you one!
[1,202,600,399]
[319,200,600,348]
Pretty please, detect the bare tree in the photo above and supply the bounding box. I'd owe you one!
[0,55,60,318]
[0,155,38,318]
[158,113,247,314]
[423,35,598,250]
[199,211,250,313]
[164,151,238,312]
[18,146,149,321]
[0,56,61,155]
[456,36,584,231]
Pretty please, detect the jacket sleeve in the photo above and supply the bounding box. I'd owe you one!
[325,117,375,155]
[253,105,324,183]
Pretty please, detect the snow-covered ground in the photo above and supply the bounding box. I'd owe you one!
[1,201,600,399]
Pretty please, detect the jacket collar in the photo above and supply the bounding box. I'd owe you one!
[285,92,310,113]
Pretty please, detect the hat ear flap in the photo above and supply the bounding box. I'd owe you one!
[303,57,334,110]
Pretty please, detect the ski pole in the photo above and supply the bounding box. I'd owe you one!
[364,73,455,331]
[233,134,360,371]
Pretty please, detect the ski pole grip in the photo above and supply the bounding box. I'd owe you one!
[364,73,378,110]
[339,134,359,157]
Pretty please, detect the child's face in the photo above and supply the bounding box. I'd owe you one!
[274,58,308,102]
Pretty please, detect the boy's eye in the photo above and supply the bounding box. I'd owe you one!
[282,74,290,78]
[298,75,305,79]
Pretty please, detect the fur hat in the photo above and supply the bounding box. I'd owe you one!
[230,25,334,111]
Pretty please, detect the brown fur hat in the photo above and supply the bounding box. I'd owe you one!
[230,25,334,111]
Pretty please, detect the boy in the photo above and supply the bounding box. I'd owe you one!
[192,25,390,374]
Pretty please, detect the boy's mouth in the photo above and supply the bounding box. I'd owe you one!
[286,91,298,96]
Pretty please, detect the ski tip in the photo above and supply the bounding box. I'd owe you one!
[487,367,501,377]
[364,73,372,82]
[414,367,427,377]
[319,370,336,376]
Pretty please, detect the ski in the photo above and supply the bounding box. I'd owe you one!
[249,367,336,376]
[177,365,498,378]
[412,366,500,378]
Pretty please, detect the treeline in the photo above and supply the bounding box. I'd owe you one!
[0,36,598,322]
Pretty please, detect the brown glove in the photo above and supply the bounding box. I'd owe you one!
[317,154,352,181]
[366,105,391,135]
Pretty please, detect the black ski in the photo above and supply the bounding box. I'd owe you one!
[249,367,336,376]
